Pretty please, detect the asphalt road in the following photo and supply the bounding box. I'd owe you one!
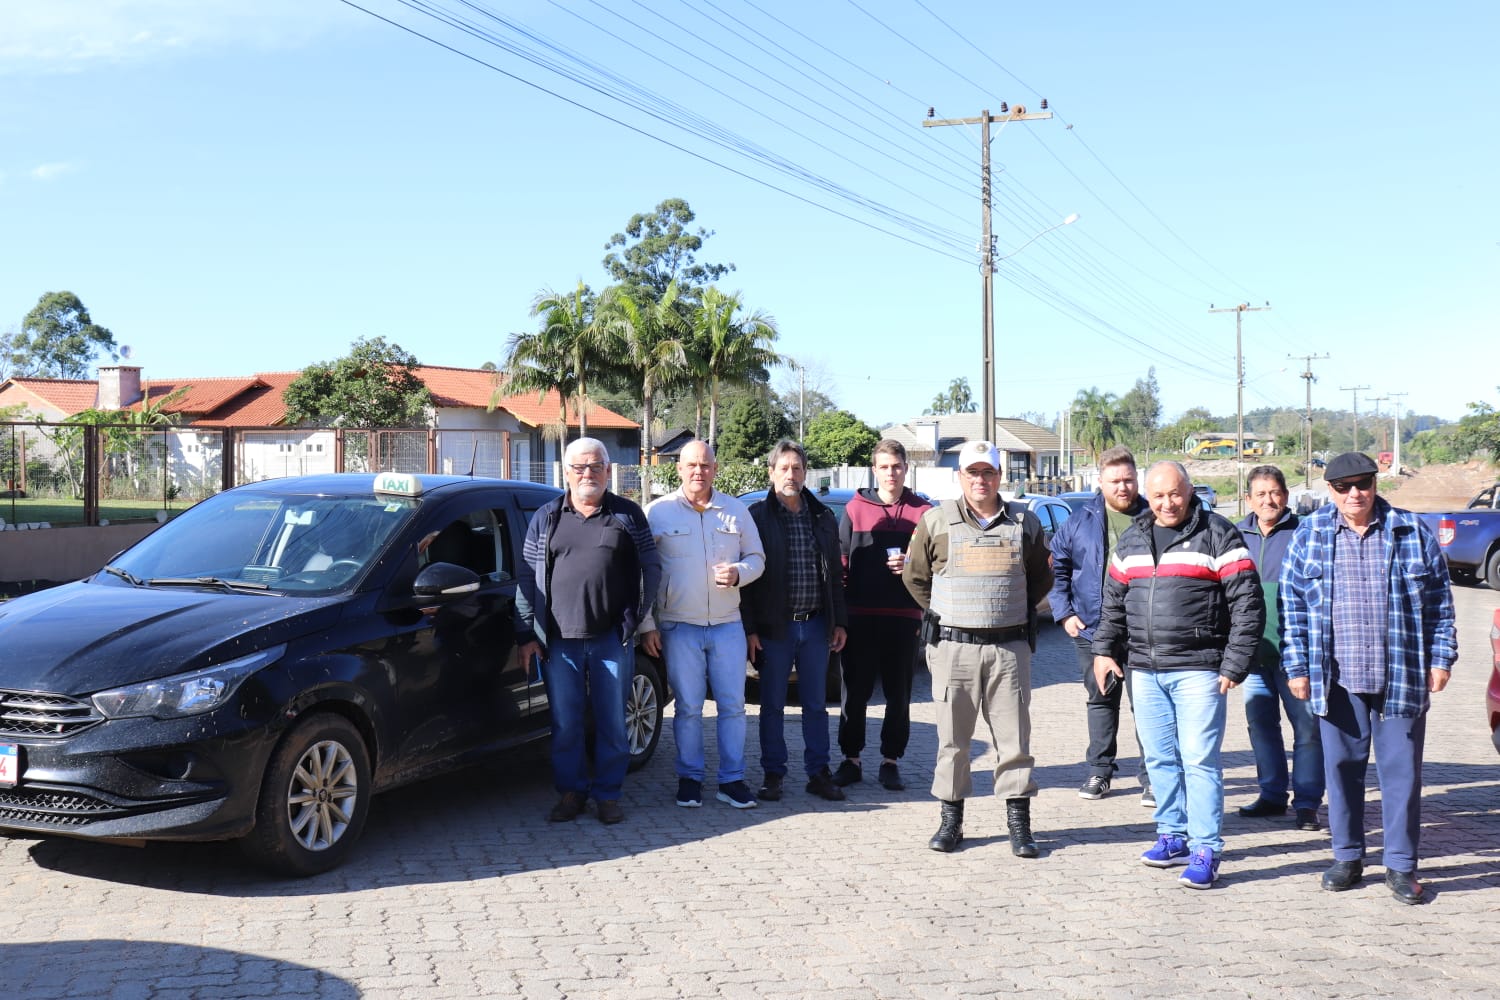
[2,585,1497,1000]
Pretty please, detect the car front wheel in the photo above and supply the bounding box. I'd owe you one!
[626,655,664,771]
[240,712,372,877]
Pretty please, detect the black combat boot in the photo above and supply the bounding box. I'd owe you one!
[1006,798,1039,858]
[928,799,964,853]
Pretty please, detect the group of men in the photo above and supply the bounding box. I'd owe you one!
[515,435,935,818]
[1055,448,1455,900]
[515,434,1457,904]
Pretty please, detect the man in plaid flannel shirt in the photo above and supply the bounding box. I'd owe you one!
[1279,452,1457,905]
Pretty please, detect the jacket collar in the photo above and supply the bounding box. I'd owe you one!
[1237,507,1297,535]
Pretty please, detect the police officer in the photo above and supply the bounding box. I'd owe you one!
[903,440,1053,856]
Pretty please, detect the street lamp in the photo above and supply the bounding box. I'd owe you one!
[984,212,1079,439]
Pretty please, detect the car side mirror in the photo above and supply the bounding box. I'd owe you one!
[414,562,481,597]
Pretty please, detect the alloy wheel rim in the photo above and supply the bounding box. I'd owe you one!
[625,674,658,755]
[286,738,358,851]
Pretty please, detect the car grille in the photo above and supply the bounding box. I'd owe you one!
[0,787,121,827]
[0,690,104,738]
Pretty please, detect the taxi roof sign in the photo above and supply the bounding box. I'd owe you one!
[373,472,423,496]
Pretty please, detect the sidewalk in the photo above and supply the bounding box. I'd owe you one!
[4,586,1498,999]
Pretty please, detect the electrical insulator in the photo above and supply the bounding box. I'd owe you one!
[1040,98,1048,110]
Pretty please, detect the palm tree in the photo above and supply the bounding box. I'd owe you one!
[689,287,782,446]
[498,282,615,443]
[598,281,690,499]
[1071,387,1120,463]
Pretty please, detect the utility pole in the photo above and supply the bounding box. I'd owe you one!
[1210,302,1270,517]
[1340,385,1371,453]
[924,103,1053,440]
[1368,396,1389,452]
[797,363,806,441]
[1389,391,1408,474]
[1290,352,1330,488]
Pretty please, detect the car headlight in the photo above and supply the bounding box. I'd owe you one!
[91,645,288,720]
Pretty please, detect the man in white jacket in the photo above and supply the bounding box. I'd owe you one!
[643,440,766,810]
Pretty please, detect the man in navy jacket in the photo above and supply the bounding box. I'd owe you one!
[516,438,660,826]
[1048,446,1152,804]
[1235,465,1323,830]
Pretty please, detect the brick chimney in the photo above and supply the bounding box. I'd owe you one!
[97,365,143,410]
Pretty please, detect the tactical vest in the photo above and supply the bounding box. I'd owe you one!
[928,500,1028,629]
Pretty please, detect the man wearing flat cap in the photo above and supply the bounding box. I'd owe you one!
[1279,451,1457,905]
[902,440,1053,857]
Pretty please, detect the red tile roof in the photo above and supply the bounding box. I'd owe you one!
[2,367,638,430]
[187,372,303,427]
[1,377,102,414]
[416,366,638,430]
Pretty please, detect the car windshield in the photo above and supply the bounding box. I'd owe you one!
[104,488,419,594]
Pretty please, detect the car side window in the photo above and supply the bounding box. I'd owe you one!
[420,510,511,583]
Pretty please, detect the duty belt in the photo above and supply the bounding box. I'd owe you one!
[937,624,1027,645]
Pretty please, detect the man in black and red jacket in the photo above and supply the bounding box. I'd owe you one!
[833,439,933,792]
[1092,461,1263,890]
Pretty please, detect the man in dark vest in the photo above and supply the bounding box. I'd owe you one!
[903,440,1053,857]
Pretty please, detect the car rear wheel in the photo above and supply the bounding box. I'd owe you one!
[240,712,371,877]
[626,655,664,771]
[1486,548,1500,592]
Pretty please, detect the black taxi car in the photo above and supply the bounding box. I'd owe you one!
[0,473,666,876]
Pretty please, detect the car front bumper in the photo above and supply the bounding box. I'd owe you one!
[0,708,281,843]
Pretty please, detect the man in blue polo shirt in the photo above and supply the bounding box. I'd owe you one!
[517,437,660,825]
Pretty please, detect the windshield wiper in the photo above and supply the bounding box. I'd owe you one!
[102,564,145,587]
[146,576,270,593]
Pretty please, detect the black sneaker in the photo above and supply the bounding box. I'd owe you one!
[806,767,847,801]
[716,780,757,809]
[1078,775,1110,800]
[1295,807,1320,831]
[878,761,904,791]
[832,759,863,786]
[1140,784,1156,808]
[1238,797,1289,818]
[676,778,702,808]
[757,773,784,801]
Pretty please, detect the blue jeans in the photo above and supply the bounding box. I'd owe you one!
[1131,669,1228,854]
[1242,665,1325,810]
[660,621,748,784]
[756,613,832,778]
[544,633,632,800]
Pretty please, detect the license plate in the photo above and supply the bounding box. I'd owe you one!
[0,744,16,786]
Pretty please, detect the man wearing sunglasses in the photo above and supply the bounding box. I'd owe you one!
[1280,452,1457,905]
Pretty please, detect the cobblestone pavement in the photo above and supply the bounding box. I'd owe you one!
[3,586,1498,1000]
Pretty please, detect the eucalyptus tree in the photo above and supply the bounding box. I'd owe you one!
[689,287,782,445]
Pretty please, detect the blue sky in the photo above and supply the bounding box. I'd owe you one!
[3,1,1497,433]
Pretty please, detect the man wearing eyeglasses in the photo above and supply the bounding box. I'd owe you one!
[903,440,1053,857]
[1280,452,1456,905]
[516,437,661,826]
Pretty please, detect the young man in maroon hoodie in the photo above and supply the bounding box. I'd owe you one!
[833,439,932,792]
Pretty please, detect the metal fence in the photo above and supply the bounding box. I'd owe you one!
[1,421,607,527]
[3,419,1078,529]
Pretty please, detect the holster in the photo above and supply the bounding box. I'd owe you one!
[921,609,941,647]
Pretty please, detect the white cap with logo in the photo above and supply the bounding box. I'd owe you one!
[957,440,1000,470]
